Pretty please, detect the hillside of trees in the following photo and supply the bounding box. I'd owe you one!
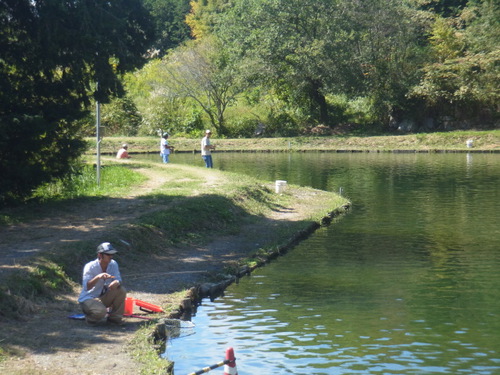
[106,0,498,138]
[1,0,498,204]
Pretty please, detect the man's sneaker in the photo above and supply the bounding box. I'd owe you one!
[85,318,99,326]
[107,317,125,326]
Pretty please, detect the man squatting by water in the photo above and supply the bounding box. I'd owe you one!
[201,129,216,168]
[78,242,127,325]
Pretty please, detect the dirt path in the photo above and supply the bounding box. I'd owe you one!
[0,160,226,268]
[0,161,323,375]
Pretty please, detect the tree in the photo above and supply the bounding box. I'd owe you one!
[216,0,427,126]
[101,97,142,136]
[216,0,351,126]
[410,0,499,121]
[143,0,192,55]
[416,0,469,17]
[185,0,231,40]
[0,0,154,205]
[154,38,245,135]
[344,0,430,122]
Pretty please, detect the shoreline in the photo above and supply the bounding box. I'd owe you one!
[98,148,500,156]
[0,163,350,374]
[84,130,500,155]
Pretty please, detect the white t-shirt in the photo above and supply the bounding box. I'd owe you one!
[201,136,211,156]
[77,259,122,303]
[116,148,129,159]
[160,138,170,155]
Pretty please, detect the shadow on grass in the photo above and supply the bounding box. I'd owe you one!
[0,184,340,354]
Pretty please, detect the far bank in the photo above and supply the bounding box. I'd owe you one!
[86,130,500,155]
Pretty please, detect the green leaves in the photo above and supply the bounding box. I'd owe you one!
[0,0,154,205]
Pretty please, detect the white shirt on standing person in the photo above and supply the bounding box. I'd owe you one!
[201,130,215,168]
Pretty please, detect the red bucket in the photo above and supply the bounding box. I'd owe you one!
[124,297,135,315]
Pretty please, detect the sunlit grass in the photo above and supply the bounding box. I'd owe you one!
[32,164,146,202]
[0,164,147,226]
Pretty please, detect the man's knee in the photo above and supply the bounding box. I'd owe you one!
[81,299,107,321]
[102,285,127,305]
[117,285,127,299]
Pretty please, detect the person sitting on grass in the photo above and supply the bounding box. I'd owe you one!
[116,143,131,159]
[78,242,127,326]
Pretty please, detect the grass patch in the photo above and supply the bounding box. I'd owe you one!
[32,164,147,201]
[6,261,72,299]
[129,324,173,375]
[0,260,74,319]
[0,164,147,227]
[140,167,206,202]
[139,194,245,245]
[138,177,281,246]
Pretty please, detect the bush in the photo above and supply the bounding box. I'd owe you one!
[101,97,142,136]
[227,118,260,138]
[266,112,301,137]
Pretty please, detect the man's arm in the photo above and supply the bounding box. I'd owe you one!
[86,273,115,290]
[107,262,122,290]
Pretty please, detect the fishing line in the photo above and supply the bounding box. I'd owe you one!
[126,270,209,280]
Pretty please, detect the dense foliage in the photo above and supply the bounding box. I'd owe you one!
[143,0,192,55]
[0,0,153,205]
[125,0,498,136]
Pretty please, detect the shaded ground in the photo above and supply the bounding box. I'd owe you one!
[0,160,336,375]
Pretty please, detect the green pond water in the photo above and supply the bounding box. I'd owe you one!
[137,152,500,374]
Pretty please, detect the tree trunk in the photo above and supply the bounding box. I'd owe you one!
[310,79,329,125]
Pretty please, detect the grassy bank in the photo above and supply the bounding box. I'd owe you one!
[0,161,349,373]
[87,130,499,155]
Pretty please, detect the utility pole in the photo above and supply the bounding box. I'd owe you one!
[96,82,101,186]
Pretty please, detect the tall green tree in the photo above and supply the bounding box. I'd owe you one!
[143,0,192,55]
[416,0,469,17]
[186,0,231,40]
[410,0,499,121]
[217,0,355,125]
[346,0,429,122]
[217,0,427,126]
[0,0,154,205]
[154,38,246,135]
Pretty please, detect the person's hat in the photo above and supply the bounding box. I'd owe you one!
[162,132,169,137]
[122,143,128,148]
[97,242,118,254]
[205,129,211,133]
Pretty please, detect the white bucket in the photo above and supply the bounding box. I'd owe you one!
[275,180,287,193]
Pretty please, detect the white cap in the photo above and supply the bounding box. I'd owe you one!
[205,129,211,133]
[97,242,118,254]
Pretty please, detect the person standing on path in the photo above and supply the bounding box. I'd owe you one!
[160,132,174,163]
[201,129,216,168]
[78,242,127,326]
